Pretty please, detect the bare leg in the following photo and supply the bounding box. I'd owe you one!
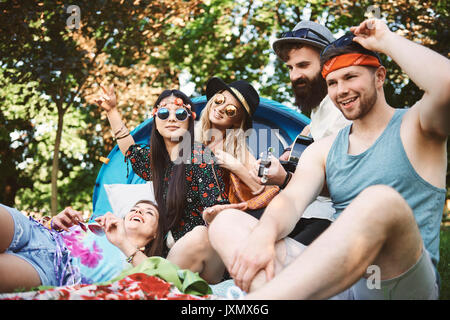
[0,205,15,252]
[246,185,423,300]
[0,254,42,293]
[208,210,306,292]
[167,226,226,284]
[0,206,41,293]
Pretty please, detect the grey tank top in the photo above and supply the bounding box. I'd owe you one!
[326,108,445,269]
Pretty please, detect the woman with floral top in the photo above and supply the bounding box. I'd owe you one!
[95,85,244,283]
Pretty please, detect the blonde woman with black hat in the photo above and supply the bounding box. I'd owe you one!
[196,77,280,223]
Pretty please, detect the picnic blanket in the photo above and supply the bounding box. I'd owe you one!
[0,257,214,300]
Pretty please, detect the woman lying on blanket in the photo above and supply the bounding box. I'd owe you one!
[95,86,244,283]
[195,77,279,221]
[0,200,164,293]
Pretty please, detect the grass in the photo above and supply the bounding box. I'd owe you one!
[438,227,450,300]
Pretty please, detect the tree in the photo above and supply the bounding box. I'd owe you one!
[0,0,203,214]
[0,0,447,213]
[0,67,94,213]
[167,0,312,102]
[0,68,41,206]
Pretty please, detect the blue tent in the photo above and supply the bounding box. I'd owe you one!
[90,96,309,220]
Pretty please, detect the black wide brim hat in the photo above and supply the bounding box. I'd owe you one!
[206,77,260,129]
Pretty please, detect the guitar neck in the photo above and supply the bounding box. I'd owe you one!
[288,133,314,164]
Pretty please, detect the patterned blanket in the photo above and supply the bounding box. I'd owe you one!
[0,273,210,300]
[0,257,219,300]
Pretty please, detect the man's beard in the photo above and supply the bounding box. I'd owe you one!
[341,86,378,121]
[292,73,328,114]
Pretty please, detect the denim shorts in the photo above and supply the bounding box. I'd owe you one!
[3,204,80,287]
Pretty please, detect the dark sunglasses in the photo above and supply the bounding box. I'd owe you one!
[281,28,330,47]
[213,93,238,118]
[321,32,382,62]
[156,107,190,121]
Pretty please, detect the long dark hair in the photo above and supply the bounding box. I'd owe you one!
[150,89,195,233]
[133,199,166,257]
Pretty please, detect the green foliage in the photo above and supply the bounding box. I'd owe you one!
[167,0,310,102]
[0,0,195,214]
[0,68,41,206]
[15,106,95,213]
[0,0,448,214]
[439,228,450,299]
[0,68,93,212]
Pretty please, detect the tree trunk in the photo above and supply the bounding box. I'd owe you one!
[3,179,17,207]
[51,105,65,216]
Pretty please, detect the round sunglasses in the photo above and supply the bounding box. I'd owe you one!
[156,107,190,121]
[213,93,239,118]
[280,28,330,47]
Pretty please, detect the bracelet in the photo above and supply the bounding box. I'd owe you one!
[126,248,141,264]
[44,217,53,230]
[49,218,62,232]
[113,123,127,137]
[116,132,130,140]
[279,171,292,190]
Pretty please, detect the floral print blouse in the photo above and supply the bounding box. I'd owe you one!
[125,141,228,243]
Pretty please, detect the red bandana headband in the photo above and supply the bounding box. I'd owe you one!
[321,53,381,78]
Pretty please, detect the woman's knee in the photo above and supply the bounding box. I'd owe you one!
[208,209,257,244]
[168,226,210,263]
[209,208,256,231]
[183,226,210,251]
[0,206,15,253]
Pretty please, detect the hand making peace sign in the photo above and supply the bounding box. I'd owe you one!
[94,83,117,112]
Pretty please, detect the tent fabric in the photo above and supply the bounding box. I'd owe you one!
[91,96,309,219]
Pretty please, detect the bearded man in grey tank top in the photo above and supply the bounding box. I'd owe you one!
[206,18,449,299]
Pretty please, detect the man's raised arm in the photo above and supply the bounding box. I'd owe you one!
[351,19,450,138]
